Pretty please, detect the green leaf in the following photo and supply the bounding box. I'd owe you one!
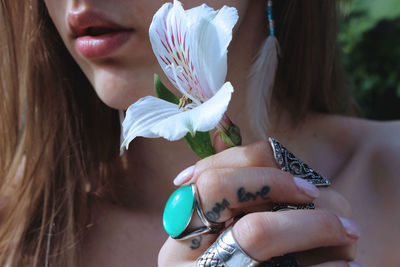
[184,132,215,159]
[153,74,215,159]
[154,74,179,105]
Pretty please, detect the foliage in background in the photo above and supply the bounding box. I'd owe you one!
[339,0,400,120]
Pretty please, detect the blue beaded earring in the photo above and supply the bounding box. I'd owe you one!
[247,0,280,139]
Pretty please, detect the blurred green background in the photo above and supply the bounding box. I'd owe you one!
[339,0,400,120]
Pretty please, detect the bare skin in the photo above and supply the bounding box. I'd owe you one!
[42,0,400,266]
[78,115,400,266]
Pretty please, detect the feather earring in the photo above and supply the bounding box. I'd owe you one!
[247,0,280,139]
[119,110,126,155]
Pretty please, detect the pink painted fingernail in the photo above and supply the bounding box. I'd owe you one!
[293,177,320,198]
[348,262,365,267]
[173,165,195,186]
[339,217,361,238]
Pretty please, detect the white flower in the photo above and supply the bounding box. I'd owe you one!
[121,0,238,149]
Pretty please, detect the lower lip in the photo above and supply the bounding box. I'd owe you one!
[75,30,133,59]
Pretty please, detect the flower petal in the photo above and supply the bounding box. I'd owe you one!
[149,0,238,100]
[190,5,238,95]
[150,1,207,102]
[151,82,234,141]
[121,96,182,149]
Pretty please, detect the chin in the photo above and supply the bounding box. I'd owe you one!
[92,80,145,110]
[91,69,155,110]
[96,88,137,110]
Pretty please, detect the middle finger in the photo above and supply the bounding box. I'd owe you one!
[196,167,320,223]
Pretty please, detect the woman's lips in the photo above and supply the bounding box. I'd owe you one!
[75,30,134,59]
[68,10,134,59]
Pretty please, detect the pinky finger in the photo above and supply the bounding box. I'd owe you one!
[310,261,365,267]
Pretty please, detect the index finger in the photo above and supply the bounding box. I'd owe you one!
[188,141,278,184]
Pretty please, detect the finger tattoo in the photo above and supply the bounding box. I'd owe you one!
[237,186,270,203]
[190,235,203,250]
[205,198,230,222]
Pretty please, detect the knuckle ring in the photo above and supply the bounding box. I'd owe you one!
[163,184,225,240]
[268,137,330,186]
[268,137,331,212]
[196,226,260,267]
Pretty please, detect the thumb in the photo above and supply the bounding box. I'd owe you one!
[213,131,230,153]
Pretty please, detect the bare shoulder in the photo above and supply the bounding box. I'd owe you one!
[355,119,400,265]
[364,119,400,144]
[331,117,400,265]
[321,115,400,187]
[348,118,400,207]
[360,119,400,180]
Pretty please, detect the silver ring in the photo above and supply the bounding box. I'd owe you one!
[163,184,225,240]
[268,137,331,212]
[268,137,330,187]
[197,226,260,267]
[272,202,316,211]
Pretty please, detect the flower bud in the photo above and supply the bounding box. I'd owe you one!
[217,114,242,147]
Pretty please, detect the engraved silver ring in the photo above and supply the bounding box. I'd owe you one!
[268,137,331,212]
[197,226,260,267]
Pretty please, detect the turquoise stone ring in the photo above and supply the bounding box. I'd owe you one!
[163,184,225,240]
[163,185,195,238]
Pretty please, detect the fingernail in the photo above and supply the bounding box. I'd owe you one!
[348,262,365,267]
[339,217,361,238]
[293,177,320,198]
[173,165,195,186]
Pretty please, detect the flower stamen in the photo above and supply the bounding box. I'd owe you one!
[165,64,201,105]
[178,95,193,110]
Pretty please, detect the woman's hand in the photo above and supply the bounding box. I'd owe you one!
[158,141,362,266]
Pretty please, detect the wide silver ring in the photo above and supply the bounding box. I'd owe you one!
[163,184,225,240]
[197,226,260,267]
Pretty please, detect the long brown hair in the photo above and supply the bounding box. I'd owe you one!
[274,0,356,119]
[0,0,355,266]
[0,1,120,266]
[247,0,356,138]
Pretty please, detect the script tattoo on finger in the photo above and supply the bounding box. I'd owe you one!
[237,186,270,203]
[190,235,203,250]
[205,198,230,222]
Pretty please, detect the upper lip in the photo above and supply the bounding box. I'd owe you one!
[68,10,133,38]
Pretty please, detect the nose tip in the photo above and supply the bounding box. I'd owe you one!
[70,0,97,12]
[67,5,87,37]
[69,2,86,15]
